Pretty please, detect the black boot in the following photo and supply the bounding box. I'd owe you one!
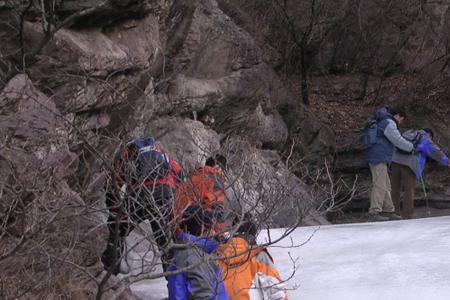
[101,242,121,275]
[368,213,389,222]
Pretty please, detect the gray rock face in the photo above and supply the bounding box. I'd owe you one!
[165,0,290,147]
[49,11,163,74]
[0,0,337,298]
[0,74,111,298]
[224,142,328,227]
[28,11,163,115]
[254,105,288,149]
[55,28,137,73]
[144,117,221,172]
[0,74,74,183]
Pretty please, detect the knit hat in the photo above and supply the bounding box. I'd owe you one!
[181,205,215,235]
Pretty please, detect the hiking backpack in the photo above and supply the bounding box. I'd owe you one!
[125,137,172,182]
[396,130,423,154]
[359,119,378,149]
[402,130,423,146]
[173,166,226,233]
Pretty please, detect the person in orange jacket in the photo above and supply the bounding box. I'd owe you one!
[173,154,228,235]
[217,213,288,300]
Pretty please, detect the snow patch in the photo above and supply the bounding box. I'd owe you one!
[128,217,450,300]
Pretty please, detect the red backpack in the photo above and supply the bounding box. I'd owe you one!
[112,137,183,193]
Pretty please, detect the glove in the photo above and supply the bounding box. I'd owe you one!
[267,288,286,300]
[256,272,287,300]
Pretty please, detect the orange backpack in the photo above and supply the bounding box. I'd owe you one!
[173,166,226,232]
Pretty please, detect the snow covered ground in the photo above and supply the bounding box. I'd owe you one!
[129,216,450,300]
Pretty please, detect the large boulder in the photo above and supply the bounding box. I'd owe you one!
[224,141,329,227]
[164,0,290,148]
[0,74,111,299]
[144,117,221,172]
[54,28,137,73]
[254,104,289,149]
[26,8,164,113]
[21,8,169,155]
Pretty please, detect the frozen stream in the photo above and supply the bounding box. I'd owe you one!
[126,216,450,300]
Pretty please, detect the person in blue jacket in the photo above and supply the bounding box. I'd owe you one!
[366,106,414,221]
[391,128,450,218]
[167,204,229,300]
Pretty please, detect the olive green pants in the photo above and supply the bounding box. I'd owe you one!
[369,163,395,214]
[391,162,417,219]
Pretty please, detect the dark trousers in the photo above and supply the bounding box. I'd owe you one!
[101,184,174,275]
[391,162,416,219]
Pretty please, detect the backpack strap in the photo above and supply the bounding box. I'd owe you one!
[412,131,423,147]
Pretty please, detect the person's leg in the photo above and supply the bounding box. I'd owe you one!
[141,185,174,273]
[101,212,134,275]
[401,167,417,219]
[369,163,389,214]
[381,163,395,213]
[390,163,403,214]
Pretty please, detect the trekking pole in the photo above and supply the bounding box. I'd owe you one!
[420,177,431,217]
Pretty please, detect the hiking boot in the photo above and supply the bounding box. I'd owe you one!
[381,212,402,221]
[368,213,390,222]
[101,246,120,275]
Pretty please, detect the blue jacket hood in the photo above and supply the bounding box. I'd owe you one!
[366,107,398,165]
[374,106,393,122]
[177,232,219,254]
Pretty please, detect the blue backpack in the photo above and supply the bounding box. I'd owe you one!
[359,119,378,149]
[126,137,172,181]
[397,130,422,155]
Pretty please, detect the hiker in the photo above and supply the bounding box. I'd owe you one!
[167,204,229,300]
[217,213,288,300]
[391,128,450,219]
[365,106,414,222]
[101,137,184,275]
[173,154,228,236]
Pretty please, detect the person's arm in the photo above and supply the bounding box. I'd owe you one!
[256,251,288,300]
[383,120,413,152]
[167,269,189,300]
[171,159,185,182]
[182,248,216,300]
[417,137,450,166]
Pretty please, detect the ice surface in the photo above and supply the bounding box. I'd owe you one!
[129,216,450,300]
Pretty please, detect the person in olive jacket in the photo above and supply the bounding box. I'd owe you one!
[391,128,450,219]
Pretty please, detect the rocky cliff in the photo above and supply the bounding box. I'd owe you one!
[1,0,450,299]
[0,1,324,298]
